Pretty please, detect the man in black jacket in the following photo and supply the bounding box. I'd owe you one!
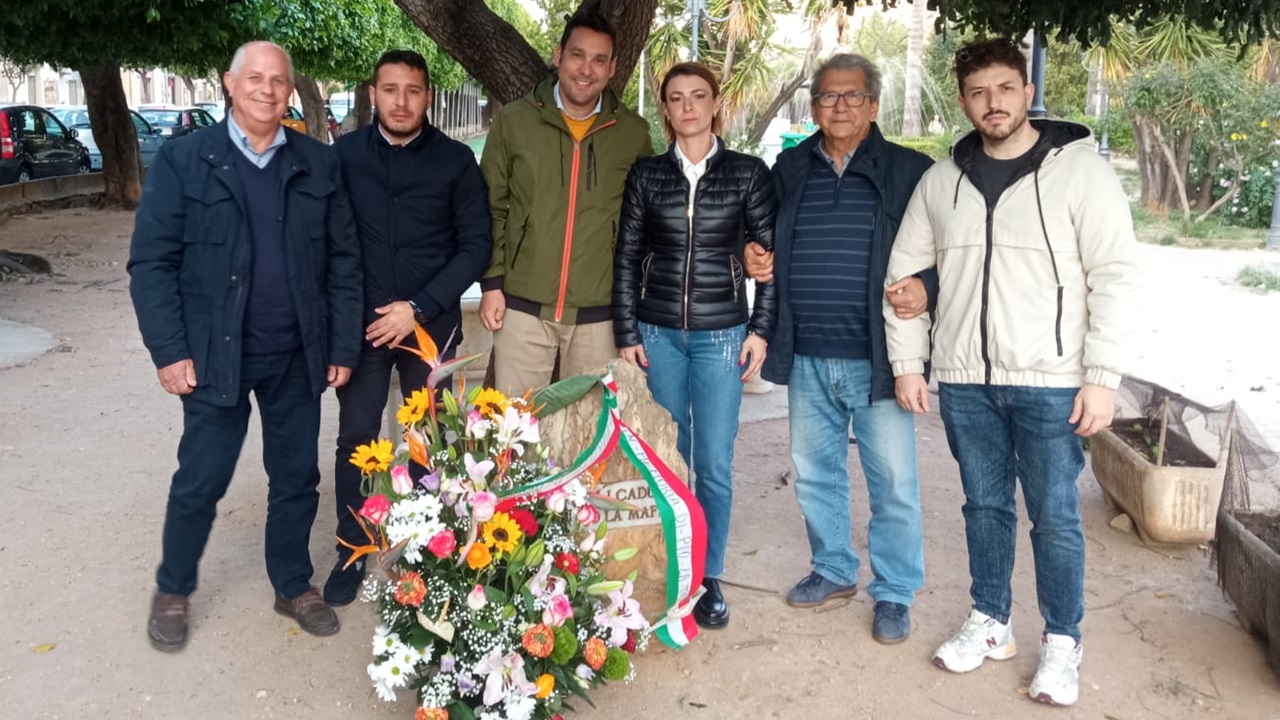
[129,41,363,651]
[324,50,491,605]
[744,54,935,644]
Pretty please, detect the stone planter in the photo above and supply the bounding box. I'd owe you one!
[1215,509,1280,676]
[1090,425,1227,544]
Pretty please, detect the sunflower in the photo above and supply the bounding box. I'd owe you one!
[396,389,431,426]
[481,512,523,554]
[349,438,395,474]
[473,387,509,418]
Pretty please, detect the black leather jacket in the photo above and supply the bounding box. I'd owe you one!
[613,139,778,348]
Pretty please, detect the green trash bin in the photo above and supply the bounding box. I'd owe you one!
[780,131,811,150]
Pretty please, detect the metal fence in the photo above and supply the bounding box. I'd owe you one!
[432,80,486,141]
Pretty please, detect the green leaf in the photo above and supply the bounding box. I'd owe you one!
[585,580,625,595]
[428,353,485,390]
[611,547,638,562]
[531,373,604,417]
[448,701,478,720]
[588,491,642,513]
[483,585,509,605]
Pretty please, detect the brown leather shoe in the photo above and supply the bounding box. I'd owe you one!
[274,586,340,636]
[148,592,190,652]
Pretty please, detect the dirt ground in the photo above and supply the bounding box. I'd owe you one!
[2,207,1280,720]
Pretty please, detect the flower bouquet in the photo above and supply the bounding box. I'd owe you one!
[344,327,655,720]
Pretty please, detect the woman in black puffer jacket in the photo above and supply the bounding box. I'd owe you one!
[612,62,777,631]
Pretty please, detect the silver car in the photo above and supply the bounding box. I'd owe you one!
[48,105,165,170]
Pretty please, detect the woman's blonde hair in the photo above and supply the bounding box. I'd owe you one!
[659,62,723,143]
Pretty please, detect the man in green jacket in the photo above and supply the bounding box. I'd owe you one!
[479,11,652,396]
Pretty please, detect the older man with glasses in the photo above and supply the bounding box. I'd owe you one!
[744,53,936,644]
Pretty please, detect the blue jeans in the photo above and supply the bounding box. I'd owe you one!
[938,383,1086,641]
[640,322,746,580]
[787,355,924,606]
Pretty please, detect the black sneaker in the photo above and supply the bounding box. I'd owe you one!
[322,557,366,607]
[785,571,857,608]
[872,600,911,644]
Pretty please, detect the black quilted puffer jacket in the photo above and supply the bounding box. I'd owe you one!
[612,138,778,348]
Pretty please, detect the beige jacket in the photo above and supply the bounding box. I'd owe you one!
[885,122,1138,390]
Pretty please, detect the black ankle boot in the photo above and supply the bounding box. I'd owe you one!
[694,578,729,629]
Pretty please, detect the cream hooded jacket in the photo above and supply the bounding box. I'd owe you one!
[885,121,1138,390]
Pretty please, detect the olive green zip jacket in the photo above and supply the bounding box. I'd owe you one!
[479,74,653,324]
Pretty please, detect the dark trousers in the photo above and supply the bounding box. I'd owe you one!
[332,343,436,556]
[157,350,321,600]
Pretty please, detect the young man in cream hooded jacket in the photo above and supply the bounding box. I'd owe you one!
[884,39,1138,708]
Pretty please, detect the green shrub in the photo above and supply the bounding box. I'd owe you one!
[885,133,955,160]
[1223,164,1277,229]
[1237,265,1280,291]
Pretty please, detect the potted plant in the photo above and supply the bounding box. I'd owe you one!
[1216,508,1280,677]
[1091,400,1233,544]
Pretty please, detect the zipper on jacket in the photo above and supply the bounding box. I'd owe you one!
[1032,169,1066,357]
[640,253,654,300]
[683,191,695,327]
[980,205,995,384]
[555,120,617,323]
[729,257,740,303]
[510,225,529,270]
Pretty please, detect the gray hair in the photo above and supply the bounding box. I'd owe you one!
[229,41,294,77]
[810,53,882,101]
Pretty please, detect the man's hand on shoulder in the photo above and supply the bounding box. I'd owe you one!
[1069,384,1115,437]
[479,290,506,331]
[744,242,774,283]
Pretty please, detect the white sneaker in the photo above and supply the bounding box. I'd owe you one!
[932,609,1017,673]
[1029,633,1082,706]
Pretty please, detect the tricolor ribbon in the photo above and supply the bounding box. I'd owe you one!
[496,372,708,649]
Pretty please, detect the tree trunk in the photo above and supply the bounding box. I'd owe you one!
[902,0,925,136]
[354,80,373,128]
[181,76,196,105]
[1085,57,1100,116]
[1195,142,1221,211]
[1149,123,1192,222]
[395,0,658,104]
[1160,130,1194,213]
[293,72,330,143]
[1134,116,1166,212]
[78,62,142,208]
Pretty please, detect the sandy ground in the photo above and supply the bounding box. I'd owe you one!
[2,207,1280,720]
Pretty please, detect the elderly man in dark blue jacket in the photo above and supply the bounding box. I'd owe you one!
[744,54,936,645]
[323,50,491,606]
[129,41,363,652]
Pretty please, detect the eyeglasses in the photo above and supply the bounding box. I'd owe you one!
[813,91,873,109]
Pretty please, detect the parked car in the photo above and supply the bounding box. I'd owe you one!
[137,105,217,139]
[48,105,166,170]
[0,104,92,184]
[281,106,307,134]
[195,101,226,122]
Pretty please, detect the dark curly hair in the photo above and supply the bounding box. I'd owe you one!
[954,38,1027,94]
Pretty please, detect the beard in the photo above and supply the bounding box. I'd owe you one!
[978,109,1027,142]
[379,113,425,140]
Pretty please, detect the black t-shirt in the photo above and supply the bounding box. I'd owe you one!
[971,146,1036,208]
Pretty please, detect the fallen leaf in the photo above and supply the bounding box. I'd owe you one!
[1155,591,1169,599]
[1015,687,1029,696]
[30,643,55,654]
[285,628,302,636]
